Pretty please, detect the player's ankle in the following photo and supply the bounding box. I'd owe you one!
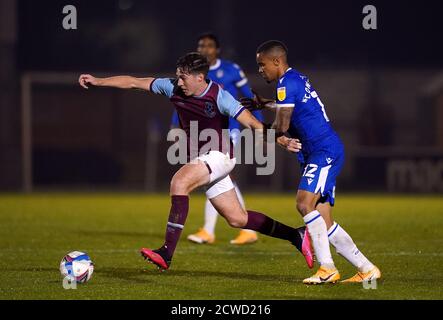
[358,262,375,273]
[321,263,336,270]
[202,228,214,236]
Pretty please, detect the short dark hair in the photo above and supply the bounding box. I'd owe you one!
[256,40,288,55]
[176,52,209,76]
[197,32,220,48]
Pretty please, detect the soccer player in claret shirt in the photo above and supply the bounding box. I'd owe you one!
[243,40,381,284]
[78,52,314,271]
[171,33,263,245]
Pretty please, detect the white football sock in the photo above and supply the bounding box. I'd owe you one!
[328,222,375,273]
[203,199,218,235]
[303,210,335,268]
[234,183,256,234]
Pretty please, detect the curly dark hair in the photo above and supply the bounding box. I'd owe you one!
[176,52,209,76]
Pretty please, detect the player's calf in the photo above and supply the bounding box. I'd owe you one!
[210,189,248,228]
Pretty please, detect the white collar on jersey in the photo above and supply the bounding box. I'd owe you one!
[279,67,293,82]
[193,80,213,98]
[209,59,221,71]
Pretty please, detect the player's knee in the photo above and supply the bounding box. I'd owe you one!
[296,201,315,216]
[170,177,190,195]
[226,214,247,228]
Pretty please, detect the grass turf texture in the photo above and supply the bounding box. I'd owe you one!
[0,193,442,300]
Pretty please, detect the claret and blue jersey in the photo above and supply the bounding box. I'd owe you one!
[171,59,263,141]
[276,68,345,205]
[151,78,245,159]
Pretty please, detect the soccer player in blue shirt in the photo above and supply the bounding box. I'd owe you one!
[171,33,264,245]
[245,40,381,284]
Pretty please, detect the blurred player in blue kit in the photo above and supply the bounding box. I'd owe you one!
[171,33,264,245]
[244,40,381,284]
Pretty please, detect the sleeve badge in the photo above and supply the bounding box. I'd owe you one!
[277,87,286,101]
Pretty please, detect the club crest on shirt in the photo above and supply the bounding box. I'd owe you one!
[216,70,224,78]
[204,102,217,118]
[277,87,286,101]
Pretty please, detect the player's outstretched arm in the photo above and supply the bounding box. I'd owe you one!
[78,74,155,91]
[236,109,264,130]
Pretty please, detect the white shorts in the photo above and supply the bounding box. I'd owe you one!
[196,151,236,199]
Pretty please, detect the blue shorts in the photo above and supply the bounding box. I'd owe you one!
[298,151,345,206]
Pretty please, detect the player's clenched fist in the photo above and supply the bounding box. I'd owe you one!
[78,74,100,89]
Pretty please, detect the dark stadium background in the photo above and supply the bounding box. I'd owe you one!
[1,0,442,193]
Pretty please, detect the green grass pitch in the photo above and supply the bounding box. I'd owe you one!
[0,193,442,300]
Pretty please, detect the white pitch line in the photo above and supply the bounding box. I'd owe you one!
[0,248,442,257]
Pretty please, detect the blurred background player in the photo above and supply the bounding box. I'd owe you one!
[171,33,264,245]
[246,40,381,284]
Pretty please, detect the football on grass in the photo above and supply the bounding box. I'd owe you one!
[60,251,94,283]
